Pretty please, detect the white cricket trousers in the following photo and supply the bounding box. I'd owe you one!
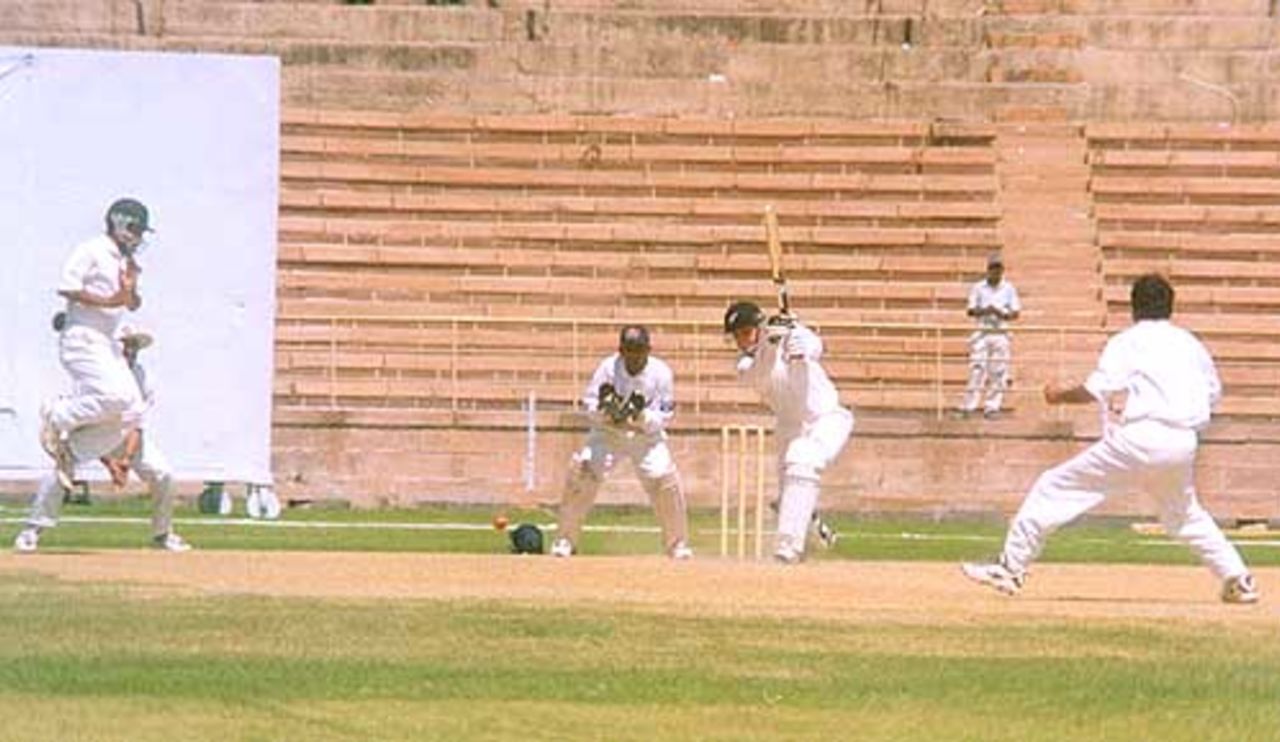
[963,332,1011,414]
[50,325,144,434]
[1002,419,1249,580]
[27,430,177,537]
[775,407,855,553]
[558,429,688,552]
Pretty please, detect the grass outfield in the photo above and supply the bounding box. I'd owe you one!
[0,499,1276,741]
[0,569,1275,742]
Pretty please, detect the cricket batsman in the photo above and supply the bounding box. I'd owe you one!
[723,301,854,564]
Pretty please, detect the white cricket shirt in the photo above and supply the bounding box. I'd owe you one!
[583,352,676,437]
[737,323,845,435]
[1083,319,1221,431]
[967,278,1022,332]
[59,234,131,337]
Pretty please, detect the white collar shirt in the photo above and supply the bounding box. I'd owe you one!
[1083,320,1220,431]
[583,352,676,438]
[737,323,845,435]
[968,279,1021,332]
[59,233,129,337]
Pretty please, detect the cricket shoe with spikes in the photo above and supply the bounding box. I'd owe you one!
[961,557,1026,596]
[669,541,693,561]
[773,534,805,566]
[13,527,40,554]
[152,533,193,553]
[1221,573,1260,605]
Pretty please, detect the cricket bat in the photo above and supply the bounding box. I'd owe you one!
[763,204,791,316]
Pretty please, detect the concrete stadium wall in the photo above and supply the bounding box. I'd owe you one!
[273,420,1280,520]
[5,1,1280,122]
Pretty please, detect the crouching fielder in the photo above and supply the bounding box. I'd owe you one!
[15,326,190,553]
[723,301,854,564]
[962,274,1259,604]
[551,325,691,559]
[13,420,186,553]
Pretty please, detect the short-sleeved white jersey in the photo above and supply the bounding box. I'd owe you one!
[737,323,846,435]
[1084,320,1220,431]
[583,352,676,437]
[968,279,1021,332]
[59,234,130,337]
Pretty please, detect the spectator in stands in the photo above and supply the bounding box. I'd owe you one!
[550,325,692,559]
[959,253,1021,419]
[962,273,1259,604]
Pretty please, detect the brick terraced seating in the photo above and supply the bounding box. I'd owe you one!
[275,109,998,425]
[1090,122,1280,419]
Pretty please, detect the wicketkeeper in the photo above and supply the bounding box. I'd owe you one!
[551,325,692,559]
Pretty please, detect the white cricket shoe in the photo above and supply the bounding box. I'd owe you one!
[670,541,693,560]
[961,559,1026,596]
[550,537,573,558]
[152,533,192,553]
[13,527,39,553]
[773,543,804,565]
[1221,573,1260,605]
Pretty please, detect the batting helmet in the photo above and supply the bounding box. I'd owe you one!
[105,198,152,235]
[723,300,765,334]
[509,523,545,554]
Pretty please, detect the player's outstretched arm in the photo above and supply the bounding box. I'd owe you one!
[1043,382,1094,405]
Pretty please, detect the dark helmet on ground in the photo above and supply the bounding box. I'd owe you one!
[509,523,545,554]
[105,198,152,235]
[723,301,765,334]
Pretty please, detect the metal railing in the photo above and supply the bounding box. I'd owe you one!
[275,313,1133,422]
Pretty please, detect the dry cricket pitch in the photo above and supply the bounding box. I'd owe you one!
[2,551,1277,628]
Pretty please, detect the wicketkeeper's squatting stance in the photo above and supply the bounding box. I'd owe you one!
[723,301,854,564]
[963,274,1259,604]
[551,325,692,559]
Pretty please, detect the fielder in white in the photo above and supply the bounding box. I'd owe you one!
[15,325,191,553]
[38,198,150,489]
[963,274,1259,604]
[551,325,691,559]
[961,254,1021,419]
[723,301,854,565]
[16,198,189,553]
